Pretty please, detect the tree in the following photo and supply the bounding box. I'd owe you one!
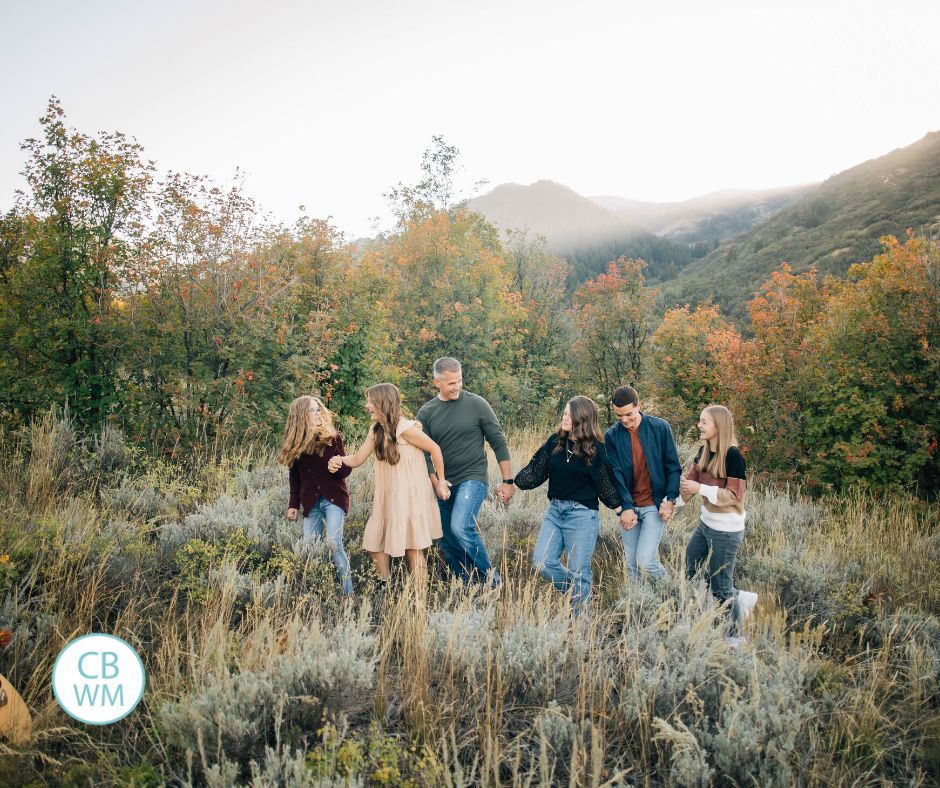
[284,217,399,423]
[803,235,940,493]
[498,229,572,423]
[650,302,739,436]
[381,208,526,411]
[125,173,295,450]
[0,97,152,427]
[570,257,658,416]
[726,264,829,475]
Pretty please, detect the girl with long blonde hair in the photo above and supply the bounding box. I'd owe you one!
[279,395,354,597]
[679,404,757,646]
[329,384,447,590]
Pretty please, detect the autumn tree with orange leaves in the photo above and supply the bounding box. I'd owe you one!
[802,234,940,493]
[571,257,657,418]
[649,302,739,439]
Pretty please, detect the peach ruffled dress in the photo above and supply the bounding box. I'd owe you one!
[362,419,443,556]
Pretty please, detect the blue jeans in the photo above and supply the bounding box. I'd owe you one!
[685,521,744,632]
[620,504,669,581]
[436,479,498,585]
[303,497,354,596]
[532,499,600,610]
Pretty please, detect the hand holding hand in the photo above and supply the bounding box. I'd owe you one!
[434,478,452,500]
[495,483,516,506]
[619,509,637,530]
[327,456,345,473]
[659,500,675,523]
[680,479,700,497]
[287,507,298,522]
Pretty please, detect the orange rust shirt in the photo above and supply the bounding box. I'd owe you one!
[628,427,654,506]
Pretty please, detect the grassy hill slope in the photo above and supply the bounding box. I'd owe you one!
[663,131,940,323]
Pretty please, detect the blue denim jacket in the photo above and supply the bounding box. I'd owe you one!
[604,414,682,508]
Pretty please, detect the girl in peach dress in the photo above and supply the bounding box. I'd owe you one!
[329,384,447,589]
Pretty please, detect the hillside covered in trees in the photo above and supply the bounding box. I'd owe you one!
[467,180,702,287]
[470,133,940,326]
[1,99,937,495]
[663,131,940,322]
[0,100,939,788]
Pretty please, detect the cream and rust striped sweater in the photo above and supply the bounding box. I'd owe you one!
[681,445,747,532]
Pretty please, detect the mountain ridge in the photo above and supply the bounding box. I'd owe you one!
[662,130,940,322]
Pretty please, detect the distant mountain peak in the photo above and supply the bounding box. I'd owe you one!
[468,179,645,251]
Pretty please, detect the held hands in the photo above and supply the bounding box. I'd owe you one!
[619,509,638,530]
[434,478,452,501]
[286,507,298,522]
[495,482,516,505]
[659,500,675,523]
[680,479,701,498]
[327,455,346,474]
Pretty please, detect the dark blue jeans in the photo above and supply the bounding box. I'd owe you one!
[685,521,744,632]
[436,479,499,585]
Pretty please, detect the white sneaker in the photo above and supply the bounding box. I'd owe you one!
[737,590,759,621]
[726,635,747,651]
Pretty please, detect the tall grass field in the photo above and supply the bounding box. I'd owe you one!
[0,413,938,786]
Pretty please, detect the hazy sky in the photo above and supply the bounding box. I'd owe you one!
[2,0,939,238]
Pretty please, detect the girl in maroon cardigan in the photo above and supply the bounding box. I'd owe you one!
[278,395,354,596]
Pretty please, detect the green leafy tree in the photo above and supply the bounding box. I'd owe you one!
[0,97,152,426]
[281,217,400,424]
[381,208,526,411]
[499,229,573,423]
[803,235,940,493]
[125,173,295,450]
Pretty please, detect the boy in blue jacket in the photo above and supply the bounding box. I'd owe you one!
[604,386,682,581]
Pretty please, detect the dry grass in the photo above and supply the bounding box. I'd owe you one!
[0,414,937,786]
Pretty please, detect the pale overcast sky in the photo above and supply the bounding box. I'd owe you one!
[2,0,938,238]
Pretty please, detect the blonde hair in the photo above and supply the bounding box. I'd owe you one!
[367,383,401,465]
[697,404,738,479]
[277,395,338,466]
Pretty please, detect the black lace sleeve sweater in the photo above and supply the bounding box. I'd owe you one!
[515,434,622,511]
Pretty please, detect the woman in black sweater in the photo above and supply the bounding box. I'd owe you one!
[515,396,631,610]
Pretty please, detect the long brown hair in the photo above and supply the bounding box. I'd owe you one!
[277,395,338,466]
[553,395,604,465]
[698,404,738,479]
[367,383,401,465]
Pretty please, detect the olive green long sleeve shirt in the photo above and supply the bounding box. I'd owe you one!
[416,391,511,487]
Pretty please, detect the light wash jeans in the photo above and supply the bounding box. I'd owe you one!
[436,479,499,585]
[303,497,354,596]
[532,499,600,611]
[686,520,745,633]
[620,504,669,581]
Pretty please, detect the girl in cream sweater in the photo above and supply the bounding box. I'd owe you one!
[680,405,758,645]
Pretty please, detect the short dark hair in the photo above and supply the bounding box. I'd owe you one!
[611,386,639,407]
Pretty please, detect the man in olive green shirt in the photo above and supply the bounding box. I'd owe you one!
[417,357,514,585]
